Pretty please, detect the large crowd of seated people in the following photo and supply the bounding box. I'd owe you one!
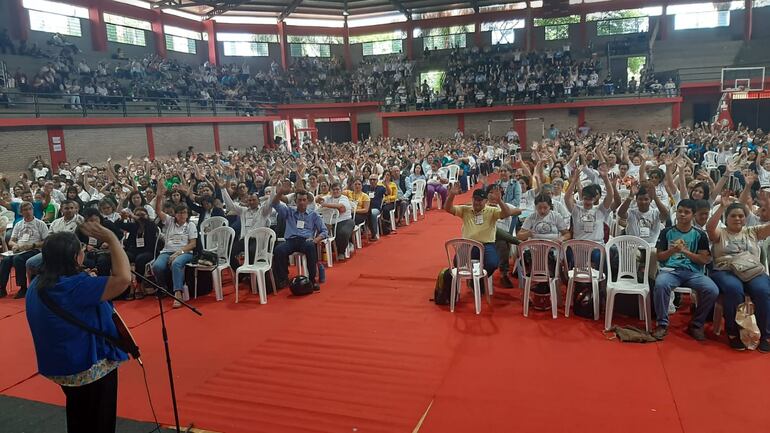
[0,29,677,112]
[0,122,766,355]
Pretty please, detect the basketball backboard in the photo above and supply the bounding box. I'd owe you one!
[721,67,765,92]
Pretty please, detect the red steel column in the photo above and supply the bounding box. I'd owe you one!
[88,0,108,52]
[457,113,465,134]
[277,21,288,70]
[152,10,167,58]
[47,127,67,169]
[514,110,527,152]
[671,101,681,128]
[406,20,414,60]
[212,123,221,153]
[343,19,352,70]
[382,117,389,138]
[350,112,359,143]
[745,0,753,41]
[203,19,218,65]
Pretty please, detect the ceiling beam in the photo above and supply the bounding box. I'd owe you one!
[388,0,411,20]
[204,0,253,19]
[278,0,305,21]
[150,0,184,8]
[470,0,479,13]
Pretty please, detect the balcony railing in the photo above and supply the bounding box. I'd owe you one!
[0,92,278,119]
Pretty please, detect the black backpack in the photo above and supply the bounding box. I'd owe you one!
[432,268,453,305]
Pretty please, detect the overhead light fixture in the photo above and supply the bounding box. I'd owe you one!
[343,10,349,16]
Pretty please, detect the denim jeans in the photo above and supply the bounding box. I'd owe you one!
[653,268,718,328]
[368,208,381,238]
[711,270,770,339]
[151,252,193,292]
[26,252,43,273]
[454,242,499,277]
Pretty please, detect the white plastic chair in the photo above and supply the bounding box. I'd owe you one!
[350,201,365,251]
[562,240,606,320]
[604,235,653,331]
[446,164,460,186]
[290,252,309,277]
[319,207,339,268]
[189,226,235,301]
[702,151,718,171]
[411,179,426,221]
[518,239,561,319]
[235,227,277,304]
[445,238,492,314]
[200,216,228,250]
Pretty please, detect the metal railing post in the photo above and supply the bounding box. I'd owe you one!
[122,96,127,117]
[156,99,162,117]
[186,98,191,117]
[212,100,217,117]
[33,94,40,118]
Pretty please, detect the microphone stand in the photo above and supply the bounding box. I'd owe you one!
[132,270,202,433]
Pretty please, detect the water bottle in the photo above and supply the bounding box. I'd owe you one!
[318,264,326,283]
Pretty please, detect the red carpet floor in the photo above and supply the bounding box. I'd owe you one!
[2,189,769,433]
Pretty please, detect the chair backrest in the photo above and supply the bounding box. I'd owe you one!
[518,239,561,279]
[561,240,605,279]
[412,179,426,200]
[447,164,460,181]
[206,226,235,265]
[605,235,652,285]
[703,151,718,167]
[445,238,484,275]
[200,216,228,250]
[244,227,276,266]
[763,237,770,274]
[319,207,339,237]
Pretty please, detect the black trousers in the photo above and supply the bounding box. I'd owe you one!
[61,368,118,433]
[0,250,37,291]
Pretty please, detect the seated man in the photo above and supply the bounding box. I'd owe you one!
[652,199,718,341]
[0,202,49,298]
[272,187,328,291]
[444,183,517,278]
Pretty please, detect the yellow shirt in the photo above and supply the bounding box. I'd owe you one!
[345,190,370,213]
[383,181,398,203]
[450,205,501,243]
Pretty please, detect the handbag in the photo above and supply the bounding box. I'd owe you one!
[725,251,765,282]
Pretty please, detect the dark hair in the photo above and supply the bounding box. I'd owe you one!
[694,199,710,212]
[677,199,697,213]
[295,190,310,199]
[35,232,82,290]
[534,193,553,209]
[98,198,115,210]
[173,204,188,214]
[648,168,664,179]
[724,202,748,218]
[83,207,102,221]
[690,181,711,200]
[636,187,650,198]
[582,184,601,199]
[60,199,77,208]
[126,190,146,209]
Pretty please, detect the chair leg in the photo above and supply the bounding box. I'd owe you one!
[473,277,481,315]
[257,271,267,304]
[713,300,724,335]
[550,280,558,319]
[523,278,531,317]
[450,275,458,313]
[269,270,277,295]
[592,280,600,321]
[638,295,645,320]
[643,294,652,332]
[212,268,223,301]
[604,291,616,331]
[235,270,241,303]
[565,278,574,318]
[325,241,333,268]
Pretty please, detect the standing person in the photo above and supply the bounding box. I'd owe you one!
[444,183,518,278]
[271,187,328,291]
[0,202,49,298]
[152,180,197,308]
[706,196,770,352]
[652,199,719,341]
[25,224,131,433]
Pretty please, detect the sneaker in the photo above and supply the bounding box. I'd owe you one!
[313,283,320,292]
[758,339,770,353]
[172,299,182,308]
[336,254,345,261]
[500,274,514,288]
[668,296,677,314]
[687,325,706,342]
[728,335,747,351]
[14,288,27,299]
[652,326,668,340]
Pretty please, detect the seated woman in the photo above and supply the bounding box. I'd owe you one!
[706,195,770,352]
[425,160,449,210]
[345,179,370,227]
[25,224,131,433]
[115,207,159,300]
[516,193,571,287]
[77,209,122,277]
[152,180,197,308]
[122,190,156,221]
[318,182,353,261]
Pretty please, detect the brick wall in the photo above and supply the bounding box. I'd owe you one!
[65,126,148,164]
[0,128,50,178]
[527,109,577,140]
[465,113,512,137]
[357,112,382,138]
[219,123,264,151]
[388,115,457,139]
[585,104,672,133]
[154,124,215,156]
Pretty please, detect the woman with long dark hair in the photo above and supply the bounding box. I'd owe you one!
[25,223,131,433]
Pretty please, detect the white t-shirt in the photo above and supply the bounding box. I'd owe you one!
[11,218,49,246]
[522,211,568,241]
[571,204,610,244]
[324,195,352,222]
[160,215,198,253]
[626,207,662,246]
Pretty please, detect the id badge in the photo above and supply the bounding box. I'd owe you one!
[640,227,651,238]
[581,215,594,234]
[88,237,98,246]
[136,237,145,248]
[368,192,375,199]
[20,233,30,243]
[474,214,484,225]
[296,220,305,229]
